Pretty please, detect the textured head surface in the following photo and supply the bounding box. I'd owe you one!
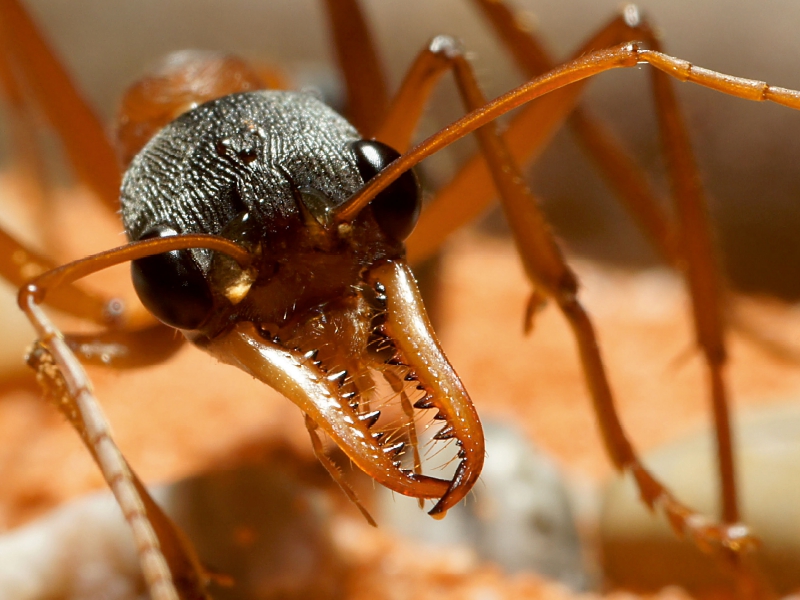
[120,91,363,245]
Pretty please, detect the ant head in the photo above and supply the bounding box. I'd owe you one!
[122,91,425,334]
[119,89,481,514]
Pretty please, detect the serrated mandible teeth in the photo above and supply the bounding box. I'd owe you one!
[433,426,456,440]
[383,441,405,455]
[327,369,347,383]
[413,396,435,409]
[358,410,381,428]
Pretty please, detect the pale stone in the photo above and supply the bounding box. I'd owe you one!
[377,420,588,590]
[601,402,800,595]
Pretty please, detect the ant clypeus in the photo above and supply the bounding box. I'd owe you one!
[2,0,800,598]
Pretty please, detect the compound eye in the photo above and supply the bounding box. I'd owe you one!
[351,139,421,241]
[130,225,214,330]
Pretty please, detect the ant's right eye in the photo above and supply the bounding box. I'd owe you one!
[351,139,421,242]
[131,225,215,330]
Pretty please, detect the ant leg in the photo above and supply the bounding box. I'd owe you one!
[472,0,746,529]
[320,0,389,137]
[0,1,136,330]
[377,35,581,262]
[22,338,202,600]
[65,323,185,369]
[0,0,120,210]
[303,413,377,526]
[642,70,771,587]
[645,43,736,521]
[20,312,197,600]
[0,9,118,325]
[0,29,50,217]
[15,235,251,600]
[340,37,759,552]
[383,369,424,482]
[401,13,667,262]
[470,0,679,263]
[442,43,753,553]
[341,41,800,229]
[0,228,113,325]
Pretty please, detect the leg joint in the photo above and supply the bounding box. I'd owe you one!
[428,35,464,60]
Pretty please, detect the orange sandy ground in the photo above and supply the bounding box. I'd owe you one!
[2,179,800,598]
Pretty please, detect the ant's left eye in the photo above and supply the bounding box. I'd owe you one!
[130,225,215,330]
[351,139,421,242]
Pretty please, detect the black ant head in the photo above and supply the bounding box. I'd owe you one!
[121,90,482,514]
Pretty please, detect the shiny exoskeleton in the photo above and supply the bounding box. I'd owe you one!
[123,90,483,514]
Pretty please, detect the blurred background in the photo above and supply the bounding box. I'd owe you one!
[3,0,800,296]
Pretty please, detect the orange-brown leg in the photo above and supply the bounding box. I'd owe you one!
[334,40,800,557]
[64,324,185,369]
[647,49,735,521]
[334,43,800,229]
[469,1,679,264]
[467,0,738,527]
[0,7,116,325]
[321,0,389,137]
[402,13,666,263]
[0,0,131,328]
[15,235,252,600]
[0,0,120,210]
[303,413,377,526]
[344,35,747,552]
[22,340,203,600]
[20,320,199,600]
[0,25,50,217]
[0,228,114,325]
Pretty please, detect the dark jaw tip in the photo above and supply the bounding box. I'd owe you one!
[427,459,470,516]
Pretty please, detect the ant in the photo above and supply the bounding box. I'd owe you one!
[2,0,800,598]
